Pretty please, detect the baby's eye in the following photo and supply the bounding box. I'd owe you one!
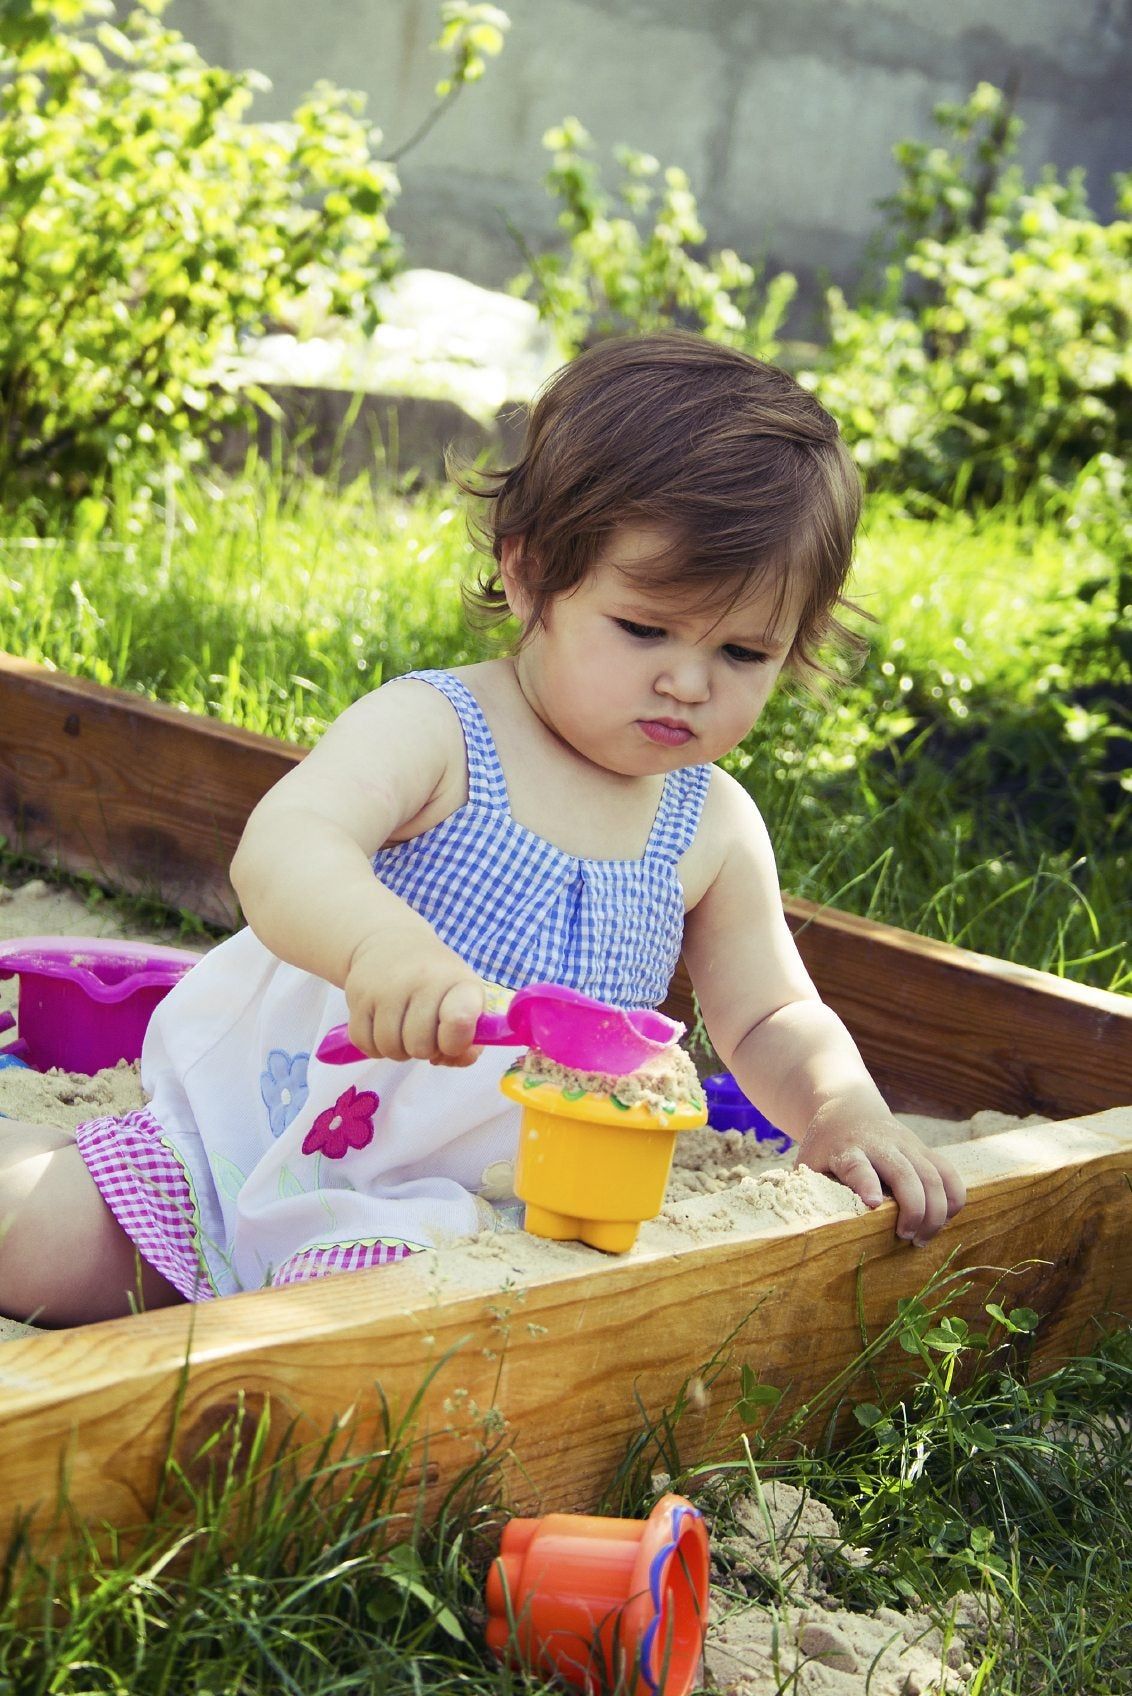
[616,619,666,640]
[723,644,769,664]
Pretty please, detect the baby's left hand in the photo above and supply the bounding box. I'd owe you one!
[797,1104,966,1245]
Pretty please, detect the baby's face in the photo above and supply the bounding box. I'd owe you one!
[513,527,798,776]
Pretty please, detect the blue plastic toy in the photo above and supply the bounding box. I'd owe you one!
[703,1073,793,1148]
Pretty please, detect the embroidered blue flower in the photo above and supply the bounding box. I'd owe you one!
[260,1049,310,1137]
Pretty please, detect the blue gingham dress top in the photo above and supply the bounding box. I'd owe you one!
[375,670,709,1006]
[74,668,712,1301]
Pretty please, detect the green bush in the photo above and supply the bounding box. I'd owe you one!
[0,0,403,495]
[0,0,405,492]
[511,116,796,357]
[0,0,511,499]
[803,84,1131,503]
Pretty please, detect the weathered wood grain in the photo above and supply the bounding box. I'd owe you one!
[0,651,297,928]
[669,910,1132,1121]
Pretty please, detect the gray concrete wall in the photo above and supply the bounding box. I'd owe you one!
[156,0,1130,300]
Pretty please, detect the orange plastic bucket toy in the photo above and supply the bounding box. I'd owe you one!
[484,1493,710,1696]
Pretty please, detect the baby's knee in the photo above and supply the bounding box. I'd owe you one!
[0,1116,75,1157]
[1,1140,183,1324]
[0,1140,119,1324]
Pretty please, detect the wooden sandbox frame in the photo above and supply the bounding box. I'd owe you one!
[0,650,1130,1548]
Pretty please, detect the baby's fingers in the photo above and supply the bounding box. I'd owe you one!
[435,981,485,1061]
[809,1144,887,1211]
[933,1147,967,1221]
[823,1143,933,1240]
[872,1147,958,1244]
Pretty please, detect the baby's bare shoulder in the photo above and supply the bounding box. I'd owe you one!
[255,674,469,840]
[680,766,772,906]
[327,674,466,758]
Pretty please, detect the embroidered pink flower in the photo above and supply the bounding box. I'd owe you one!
[302,1086,380,1160]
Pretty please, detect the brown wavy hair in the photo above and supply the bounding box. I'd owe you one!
[453,331,866,689]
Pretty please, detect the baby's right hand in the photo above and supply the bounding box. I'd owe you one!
[343,931,486,1067]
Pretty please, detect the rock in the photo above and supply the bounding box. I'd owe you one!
[219,269,564,483]
[798,1619,858,1671]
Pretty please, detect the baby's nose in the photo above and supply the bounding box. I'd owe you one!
[656,652,711,701]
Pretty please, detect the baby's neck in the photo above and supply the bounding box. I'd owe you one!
[464,658,670,863]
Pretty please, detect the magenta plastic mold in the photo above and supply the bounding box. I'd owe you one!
[0,935,199,1074]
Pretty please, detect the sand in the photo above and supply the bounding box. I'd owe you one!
[517,1043,704,1111]
[0,1059,143,1129]
[701,1477,990,1694]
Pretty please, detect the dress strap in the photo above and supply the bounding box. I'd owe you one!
[645,763,713,862]
[398,669,510,810]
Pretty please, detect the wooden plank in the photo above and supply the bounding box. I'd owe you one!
[3,652,1131,1119]
[791,903,1132,1119]
[667,910,1132,1121]
[0,652,299,928]
[1,1112,1129,1548]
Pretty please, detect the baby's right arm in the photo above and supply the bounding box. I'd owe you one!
[230,680,486,1065]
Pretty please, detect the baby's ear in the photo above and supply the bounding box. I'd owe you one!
[499,535,533,622]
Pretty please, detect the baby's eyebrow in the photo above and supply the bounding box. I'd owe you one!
[728,632,788,654]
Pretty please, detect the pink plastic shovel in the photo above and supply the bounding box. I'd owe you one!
[316,981,684,1076]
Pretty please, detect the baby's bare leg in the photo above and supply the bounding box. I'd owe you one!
[0,1120,183,1326]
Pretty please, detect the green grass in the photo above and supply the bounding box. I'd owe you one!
[0,464,489,745]
[0,465,1128,1686]
[1,460,1126,990]
[0,1367,517,1696]
[1,1289,1128,1694]
[697,1298,1132,1695]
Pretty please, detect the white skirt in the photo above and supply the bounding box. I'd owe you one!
[75,927,523,1298]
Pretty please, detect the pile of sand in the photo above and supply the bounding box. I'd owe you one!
[702,1478,994,1694]
[517,1042,704,1111]
[0,1059,143,1130]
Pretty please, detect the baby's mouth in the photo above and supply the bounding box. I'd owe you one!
[638,719,693,747]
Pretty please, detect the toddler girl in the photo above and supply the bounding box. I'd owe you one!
[0,333,964,1324]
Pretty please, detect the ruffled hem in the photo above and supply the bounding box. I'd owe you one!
[75,1108,218,1302]
[75,1110,426,1299]
[271,1238,423,1286]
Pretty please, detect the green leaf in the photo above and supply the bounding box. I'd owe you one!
[378,1546,467,1642]
[736,1365,783,1420]
[986,1301,1040,1334]
[213,1154,246,1200]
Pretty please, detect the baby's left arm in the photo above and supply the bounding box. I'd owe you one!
[682,771,965,1244]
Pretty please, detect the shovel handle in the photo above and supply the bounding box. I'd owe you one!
[315,1024,366,1065]
[316,1009,519,1066]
